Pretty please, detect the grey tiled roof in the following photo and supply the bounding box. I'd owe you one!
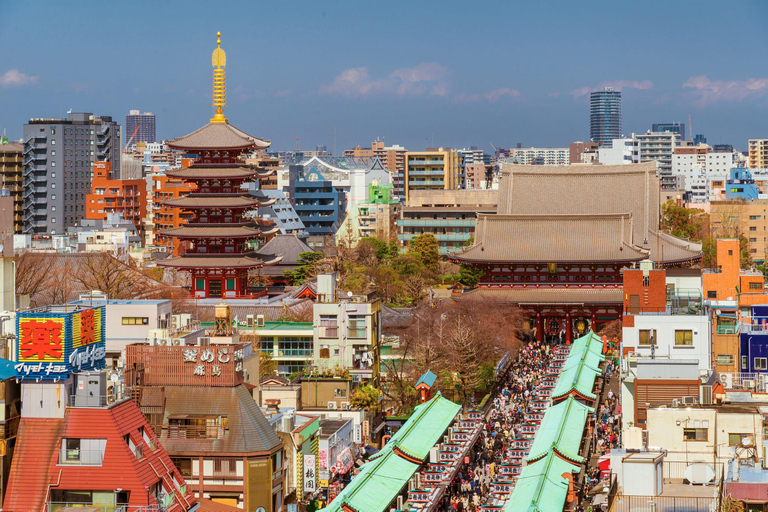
[167,122,269,150]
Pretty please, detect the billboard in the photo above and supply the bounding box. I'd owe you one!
[16,306,106,379]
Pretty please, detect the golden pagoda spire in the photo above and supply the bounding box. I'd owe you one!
[211,31,227,123]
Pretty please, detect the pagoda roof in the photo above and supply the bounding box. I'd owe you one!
[165,165,274,180]
[167,121,269,151]
[162,194,265,209]
[157,252,282,269]
[451,213,649,263]
[456,287,623,305]
[158,222,278,239]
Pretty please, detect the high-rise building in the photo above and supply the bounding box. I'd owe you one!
[652,123,686,142]
[22,112,121,234]
[404,148,462,203]
[693,134,707,146]
[749,139,768,168]
[85,161,148,234]
[509,147,569,165]
[0,141,23,233]
[125,110,156,145]
[589,87,622,146]
[636,130,683,190]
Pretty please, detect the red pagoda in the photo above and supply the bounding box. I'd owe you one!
[158,32,280,298]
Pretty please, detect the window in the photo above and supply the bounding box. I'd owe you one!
[751,238,757,243]
[750,282,763,291]
[716,354,735,365]
[683,428,708,441]
[226,278,235,290]
[707,290,717,299]
[728,249,734,255]
[674,330,693,346]
[729,433,751,446]
[195,278,205,290]
[755,358,767,370]
[319,344,330,359]
[638,329,656,346]
[320,315,338,338]
[348,315,367,338]
[122,317,149,325]
[334,388,347,398]
[64,438,81,461]
[172,458,193,476]
[642,275,650,287]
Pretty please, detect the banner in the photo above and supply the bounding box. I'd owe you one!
[304,454,317,494]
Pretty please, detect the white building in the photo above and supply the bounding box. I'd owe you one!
[622,314,711,373]
[508,147,569,166]
[636,131,684,190]
[598,137,640,165]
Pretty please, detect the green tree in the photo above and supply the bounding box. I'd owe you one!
[350,384,382,409]
[740,234,753,268]
[459,264,484,287]
[283,251,325,285]
[259,351,277,379]
[411,233,439,273]
[660,200,704,240]
[358,237,390,261]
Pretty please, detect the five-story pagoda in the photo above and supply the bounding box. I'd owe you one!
[158,32,280,298]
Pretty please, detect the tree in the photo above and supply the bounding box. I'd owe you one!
[459,264,484,287]
[259,351,277,379]
[283,251,325,285]
[411,233,439,273]
[350,384,381,409]
[660,200,704,240]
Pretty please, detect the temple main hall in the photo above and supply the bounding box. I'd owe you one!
[450,161,702,343]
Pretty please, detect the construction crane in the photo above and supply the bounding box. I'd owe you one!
[123,124,141,153]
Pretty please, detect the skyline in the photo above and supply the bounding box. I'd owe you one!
[1,1,767,152]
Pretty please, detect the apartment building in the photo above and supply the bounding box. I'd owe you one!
[0,142,23,233]
[509,146,569,165]
[151,173,195,254]
[22,112,121,234]
[710,202,768,263]
[404,148,462,203]
[86,161,148,234]
[345,141,407,199]
[749,139,768,169]
[335,183,399,246]
[636,130,683,190]
[397,189,498,255]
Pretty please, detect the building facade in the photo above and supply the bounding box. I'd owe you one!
[652,122,686,142]
[0,141,23,233]
[125,110,157,145]
[749,139,768,169]
[637,130,683,190]
[509,147,569,166]
[23,112,122,234]
[86,161,148,234]
[404,148,462,204]
[590,87,621,146]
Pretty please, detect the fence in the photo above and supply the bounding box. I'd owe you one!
[609,495,719,512]
[662,460,724,482]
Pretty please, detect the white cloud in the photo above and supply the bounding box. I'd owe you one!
[485,88,520,102]
[319,63,451,98]
[0,69,39,87]
[683,75,768,105]
[570,80,653,98]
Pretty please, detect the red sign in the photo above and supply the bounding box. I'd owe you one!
[80,309,95,346]
[19,320,64,361]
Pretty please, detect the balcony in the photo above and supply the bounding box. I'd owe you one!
[47,503,135,512]
[156,423,226,440]
[348,328,367,339]
[319,326,338,338]
[398,219,475,227]
[58,448,104,466]
[716,324,739,334]
[277,349,314,357]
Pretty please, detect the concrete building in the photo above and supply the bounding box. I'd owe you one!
[569,141,599,164]
[749,139,768,169]
[710,204,768,263]
[85,161,148,235]
[636,130,683,190]
[125,110,156,145]
[291,178,346,237]
[344,141,407,200]
[335,182,399,246]
[590,87,621,147]
[256,189,306,237]
[509,147,569,166]
[404,148,462,204]
[251,321,315,377]
[0,142,23,233]
[652,122,686,142]
[597,137,639,165]
[23,112,121,234]
[312,273,381,387]
[398,189,498,255]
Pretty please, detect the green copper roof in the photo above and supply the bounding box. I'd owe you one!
[551,331,605,401]
[370,391,461,462]
[504,452,581,512]
[526,396,594,464]
[320,448,419,512]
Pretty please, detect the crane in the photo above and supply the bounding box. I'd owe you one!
[123,124,141,153]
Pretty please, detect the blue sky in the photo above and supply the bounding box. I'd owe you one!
[1,0,767,152]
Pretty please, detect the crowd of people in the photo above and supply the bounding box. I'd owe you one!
[436,339,555,511]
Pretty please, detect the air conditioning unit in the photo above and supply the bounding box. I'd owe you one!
[701,385,713,405]
[246,314,255,327]
[682,396,697,405]
[720,373,733,389]
[327,401,338,410]
[396,496,404,510]
[746,380,756,389]
[197,337,211,346]
[341,402,350,410]
[157,339,169,346]
[672,399,680,408]
[257,314,265,327]
[171,338,184,346]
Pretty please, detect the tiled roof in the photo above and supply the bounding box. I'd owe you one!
[257,234,313,265]
[504,451,581,512]
[415,370,437,388]
[162,195,263,209]
[451,213,648,263]
[0,141,22,152]
[3,418,64,512]
[165,166,272,180]
[158,223,272,239]
[526,395,594,464]
[152,385,282,455]
[551,331,606,401]
[158,252,281,269]
[457,287,623,304]
[197,498,245,512]
[167,122,269,150]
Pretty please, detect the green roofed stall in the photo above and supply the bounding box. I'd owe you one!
[504,452,581,512]
[369,391,461,462]
[526,395,594,464]
[320,391,461,512]
[551,331,605,402]
[321,448,420,512]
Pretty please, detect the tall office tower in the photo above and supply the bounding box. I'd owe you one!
[22,112,121,234]
[590,87,622,147]
[693,134,707,146]
[125,110,156,145]
[652,123,686,142]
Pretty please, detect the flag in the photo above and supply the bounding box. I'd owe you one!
[0,137,8,146]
